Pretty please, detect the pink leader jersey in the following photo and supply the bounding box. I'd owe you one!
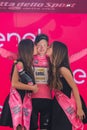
[31,55,52,99]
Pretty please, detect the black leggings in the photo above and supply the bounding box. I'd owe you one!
[30,98,52,130]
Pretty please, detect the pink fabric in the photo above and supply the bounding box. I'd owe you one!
[16,63,23,72]
[0,48,17,60]
[9,88,32,130]
[55,90,84,130]
[33,55,49,67]
[32,55,52,99]
[16,62,33,129]
[23,93,32,130]
[9,88,22,130]
[31,84,52,99]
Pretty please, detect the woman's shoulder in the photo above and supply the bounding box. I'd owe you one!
[60,66,69,72]
[59,66,72,76]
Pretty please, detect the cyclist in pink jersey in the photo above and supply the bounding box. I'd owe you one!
[30,34,52,130]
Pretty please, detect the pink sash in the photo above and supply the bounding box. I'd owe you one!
[23,93,32,130]
[9,88,32,130]
[55,90,84,130]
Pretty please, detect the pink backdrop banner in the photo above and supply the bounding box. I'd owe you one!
[0,13,87,130]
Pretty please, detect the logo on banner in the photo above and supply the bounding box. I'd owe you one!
[0,28,41,47]
[73,69,87,84]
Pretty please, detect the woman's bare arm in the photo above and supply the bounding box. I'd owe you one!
[60,67,85,120]
[11,64,38,92]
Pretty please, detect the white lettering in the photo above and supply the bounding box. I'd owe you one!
[73,69,86,84]
[0,33,5,47]
[22,33,35,41]
[45,2,76,8]
[0,33,5,41]
[7,33,21,43]
[0,28,41,46]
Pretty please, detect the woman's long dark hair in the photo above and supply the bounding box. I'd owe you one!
[48,41,71,90]
[11,39,35,82]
